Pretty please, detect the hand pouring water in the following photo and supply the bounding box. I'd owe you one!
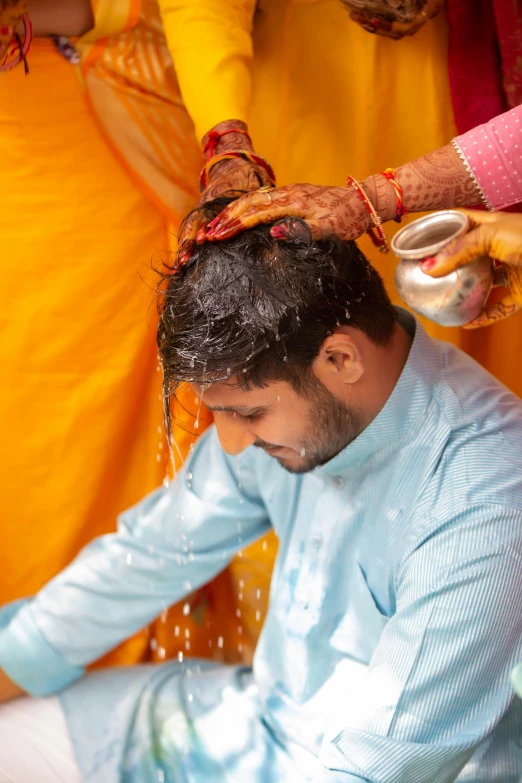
[392,211,493,327]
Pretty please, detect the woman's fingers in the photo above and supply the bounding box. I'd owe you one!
[422,224,494,277]
[208,203,307,241]
[206,188,291,236]
[270,218,323,242]
[464,293,520,329]
[177,212,203,266]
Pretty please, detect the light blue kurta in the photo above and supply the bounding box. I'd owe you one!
[1,311,522,783]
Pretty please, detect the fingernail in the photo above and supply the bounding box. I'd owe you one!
[207,222,223,237]
[196,227,206,244]
[372,16,391,30]
[215,219,241,237]
[0,26,13,36]
[420,256,437,271]
[207,217,220,231]
[271,226,288,239]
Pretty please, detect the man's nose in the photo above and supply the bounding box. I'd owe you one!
[215,415,256,455]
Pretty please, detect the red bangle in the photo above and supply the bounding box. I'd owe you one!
[199,150,276,192]
[346,175,389,253]
[203,128,253,160]
[381,167,408,223]
[0,12,32,74]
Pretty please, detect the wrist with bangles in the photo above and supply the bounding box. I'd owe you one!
[348,168,407,253]
[199,120,276,192]
[0,0,32,74]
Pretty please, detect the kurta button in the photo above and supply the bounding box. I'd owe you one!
[312,535,323,549]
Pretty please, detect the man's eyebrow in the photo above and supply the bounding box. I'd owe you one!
[204,404,268,414]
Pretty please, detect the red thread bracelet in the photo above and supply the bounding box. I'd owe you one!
[199,150,276,192]
[381,168,408,223]
[0,12,32,74]
[346,175,389,253]
[203,128,253,160]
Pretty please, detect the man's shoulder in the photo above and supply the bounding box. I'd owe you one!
[432,336,522,432]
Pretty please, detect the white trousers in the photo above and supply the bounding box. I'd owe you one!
[0,696,82,783]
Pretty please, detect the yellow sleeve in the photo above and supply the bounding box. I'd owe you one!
[158,0,256,142]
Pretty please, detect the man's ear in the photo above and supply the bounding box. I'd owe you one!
[312,332,364,388]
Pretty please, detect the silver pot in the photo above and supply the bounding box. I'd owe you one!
[392,211,493,327]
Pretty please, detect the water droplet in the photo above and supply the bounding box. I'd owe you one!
[345,309,351,320]
[238,626,243,635]
[256,588,262,600]
[239,579,244,588]
[256,610,261,622]
[150,638,157,650]
[236,608,241,618]
[275,334,280,342]
[188,693,193,702]
[283,356,288,362]
[183,581,191,591]
[156,454,162,462]
[238,643,243,653]
[183,603,191,616]
[178,651,184,662]
[185,640,191,650]
[262,541,268,551]
[126,553,132,565]
[300,447,306,457]
[174,625,180,637]
[158,769,165,782]
[185,628,190,639]
[217,636,224,649]
[157,646,166,659]
[157,425,162,434]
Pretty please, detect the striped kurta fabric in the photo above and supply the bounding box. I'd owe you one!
[1,310,522,782]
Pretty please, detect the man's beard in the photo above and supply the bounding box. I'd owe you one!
[256,375,363,474]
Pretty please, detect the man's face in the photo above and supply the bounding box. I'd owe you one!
[193,371,363,474]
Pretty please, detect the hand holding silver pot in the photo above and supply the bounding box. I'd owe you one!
[392,211,494,327]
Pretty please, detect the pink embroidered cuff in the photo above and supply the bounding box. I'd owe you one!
[453,105,522,211]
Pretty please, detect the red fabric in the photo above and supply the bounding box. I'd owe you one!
[447,0,522,212]
[446,0,507,134]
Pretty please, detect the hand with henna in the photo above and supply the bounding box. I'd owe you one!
[177,120,273,267]
[342,0,442,41]
[422,210,522,329]
[205,183,372,243]
[204,143,481,244]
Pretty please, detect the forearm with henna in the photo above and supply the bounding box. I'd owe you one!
[362,143,482,223]
[201,119,254,160]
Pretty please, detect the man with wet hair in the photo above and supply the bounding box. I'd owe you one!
[1,204,522,782]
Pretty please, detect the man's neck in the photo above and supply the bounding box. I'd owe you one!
[355,321,414,431]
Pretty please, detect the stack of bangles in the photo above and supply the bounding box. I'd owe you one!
[0,11,32,74]
[199,150,276,192]
[346,168,407,254]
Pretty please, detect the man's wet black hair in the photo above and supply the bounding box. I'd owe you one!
[158,198,396,426]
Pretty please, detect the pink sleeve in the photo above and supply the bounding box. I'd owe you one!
[453,105,522,211]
